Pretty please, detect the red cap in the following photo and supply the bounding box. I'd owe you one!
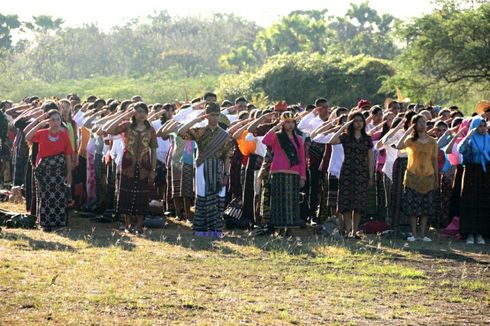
[357,99,371,109]
[274,101,288,112]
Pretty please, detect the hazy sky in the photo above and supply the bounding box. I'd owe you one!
[2,0,436,29]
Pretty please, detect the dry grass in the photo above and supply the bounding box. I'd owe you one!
[0,201,489,325]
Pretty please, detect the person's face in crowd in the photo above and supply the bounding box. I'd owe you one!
[60,103,71,120]
[237,101,247,111]
[435,124,448,138]
[282,119,296,132]
[266,112,278,123]
[163,109,174,120]
[389,103,400,115]
[339,115,347,125]
[205,96,217,103]
[240,113,249,120]
[134,107,148,123]
[372,110,383,124]
[207,113,220,127]
[419,111,431,121]
[415,116,427,133]
[485,109,490,121]
[317,103,330,120]
[49,113,62,130]
[353,116,365,131]
[385,112,395,128]
[440,111,450,120]
[477,120,488,135]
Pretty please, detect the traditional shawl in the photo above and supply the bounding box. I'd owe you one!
[195,127,229,166]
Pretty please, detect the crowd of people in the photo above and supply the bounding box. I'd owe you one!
[0,94,489,244]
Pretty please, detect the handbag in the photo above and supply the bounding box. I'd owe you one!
[223,198,248,229]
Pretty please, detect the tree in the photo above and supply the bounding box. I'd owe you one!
[219,46,256,73]
[397,3,490,84]
[328,1,400,59]
[246,52,394,106]
[27,15,64,32]
[253,12,331,58]
[0,14,21,50]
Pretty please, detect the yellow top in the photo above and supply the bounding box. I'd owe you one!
[403,136,438,194]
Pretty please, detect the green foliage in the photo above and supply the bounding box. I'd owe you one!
[382,2,490,113]
[0,75,219,103]
[247,53,394,106]
[219,46,256,73]
[0,14,21,50]
[398,3,490,84]
[251,4,399,63]
[1,2,488,110]
[1,12,261,81]
[253,12,331,58]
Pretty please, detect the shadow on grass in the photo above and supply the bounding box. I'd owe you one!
[8,211,488,263]
[0,232,78,252]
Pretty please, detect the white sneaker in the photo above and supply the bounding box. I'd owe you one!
[476,235,485,245]
[407,236,416,242]
[466,235,475,245]
[421,236,432,242]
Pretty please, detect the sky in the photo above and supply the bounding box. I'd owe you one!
[1,0,436,30]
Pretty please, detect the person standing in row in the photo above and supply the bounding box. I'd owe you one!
[457,116,490,245]
[396,114,438,242]
[262,112,306,230]
[328,112,374,238]
[25,110,73,231]
[105,102,158,235]
[178,102,234,238]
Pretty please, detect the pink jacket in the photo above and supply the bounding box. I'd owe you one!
[262,131,306,179]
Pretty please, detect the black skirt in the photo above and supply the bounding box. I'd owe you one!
[459,164,490,236]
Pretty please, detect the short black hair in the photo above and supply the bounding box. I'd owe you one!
[94,99,106,109]
[305,104,316,112]
[221,100,233,107]
[42,101,59,112]
[87,95,97,102]
[235,97,247,105]
[203,92,217,101]
[315,98,329,107]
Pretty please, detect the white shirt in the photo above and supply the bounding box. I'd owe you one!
[152,120,171,163]
[73,110,86,127]
[298,112,324,136]
[245,133,267,157]
[381,129,407,181]
[313,133,344,178]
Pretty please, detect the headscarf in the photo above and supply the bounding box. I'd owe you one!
[467,116,490,171]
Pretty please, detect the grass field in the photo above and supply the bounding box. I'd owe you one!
[0,202,489,325]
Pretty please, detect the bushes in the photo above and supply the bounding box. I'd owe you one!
[0,75,219,103]
[245,53,394,107]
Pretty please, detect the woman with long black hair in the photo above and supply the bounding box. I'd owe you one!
[262,111,306,229]
[328,111,374,238]
[396,114,439,242]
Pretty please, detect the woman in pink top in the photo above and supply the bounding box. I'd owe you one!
[262,112,306,228]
